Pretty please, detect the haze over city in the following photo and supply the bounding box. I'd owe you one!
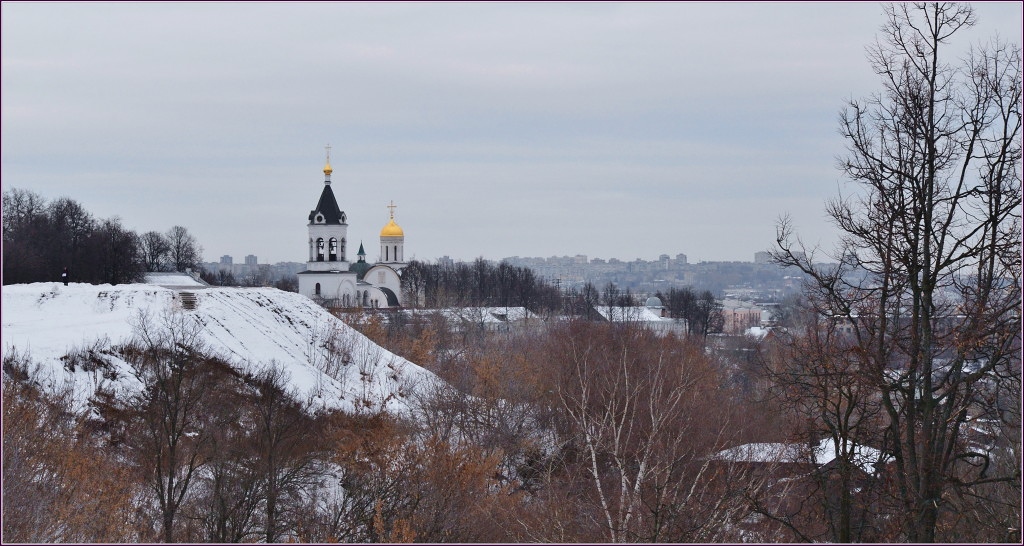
[3,2,1021,264]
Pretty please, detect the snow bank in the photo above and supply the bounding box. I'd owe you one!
[2,282,443,416]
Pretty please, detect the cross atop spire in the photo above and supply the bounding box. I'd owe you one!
[323,143,333,181]
[387,200,397,219]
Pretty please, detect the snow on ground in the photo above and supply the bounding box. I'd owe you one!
[143,271,208,287]
[595,305,668,323]
[745,326,769,339]
[1,282,443,416]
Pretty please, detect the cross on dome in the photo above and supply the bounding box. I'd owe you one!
[323,143,333,177]
[380,200,404,237]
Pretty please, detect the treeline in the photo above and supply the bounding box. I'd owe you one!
[398,259,725,336]
[2,188,203,285]
[656,286,723,337]
[400,258,563,313]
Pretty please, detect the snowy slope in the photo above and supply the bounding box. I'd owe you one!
[1,282,443,415]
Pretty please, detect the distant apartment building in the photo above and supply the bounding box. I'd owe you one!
[220,255,233,266]
[245,254,258,266]
[721,299,763,334]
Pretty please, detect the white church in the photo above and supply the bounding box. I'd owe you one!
[297,152,407,308]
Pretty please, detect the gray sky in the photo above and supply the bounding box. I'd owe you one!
[3,2,1021,265]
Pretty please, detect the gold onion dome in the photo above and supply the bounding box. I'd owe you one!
[380,218,404,237]
[323,162,333,175]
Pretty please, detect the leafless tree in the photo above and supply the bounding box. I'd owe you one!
[166,225,204,273]
[123,310,219,542]
[774,3,1021,541]
[553,321,751,541]
[2,188,50,284]
[140,230,172,272]
[758,316,889,542]
[89,217,145,284]
[249,364,324,543]
[2,365,139,543]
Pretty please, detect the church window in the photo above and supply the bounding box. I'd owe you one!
[394,245,399,261]
[316,238,325,261]
[340,238,346,260]
[385,246,389,261]
[329,238,338,261]
[315,283,321,295]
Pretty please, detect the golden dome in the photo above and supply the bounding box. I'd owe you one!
[323,162,333,175]
[380,218,404,237]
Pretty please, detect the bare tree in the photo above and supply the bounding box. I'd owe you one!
[2,188,49,284]
[657,287,723,339]
[166,225,203,273]
[249,365,324,543]
[88,217,145,284]
[140,230,172,272]
[47,197,96,277]
[774,3,1021,541]
[758,315,889,542]
[123,310,219,542]
[2,369,139,543]
[553,321,750,542]
[188,376,265,543]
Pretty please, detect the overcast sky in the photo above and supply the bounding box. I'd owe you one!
[3,2,1021,265]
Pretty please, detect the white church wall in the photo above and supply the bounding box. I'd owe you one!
[364,265,402,305]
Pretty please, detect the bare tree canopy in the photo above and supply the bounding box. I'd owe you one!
[140,230,172,272]
[775,2,1021,542]
[166,225,204,273]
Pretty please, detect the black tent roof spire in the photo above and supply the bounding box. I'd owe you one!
[308,145,346,225]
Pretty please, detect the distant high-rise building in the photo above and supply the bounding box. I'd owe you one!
[754,251,772,264]
[220,255,233,265]
[245,254,258,266]
[675,253,687,265]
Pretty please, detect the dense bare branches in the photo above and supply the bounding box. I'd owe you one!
[2,373,139,543]
[400,258,562,313]
[775,3,1021,541]
[550,322,750,542]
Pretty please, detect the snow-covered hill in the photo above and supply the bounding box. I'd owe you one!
[1,282,443,415]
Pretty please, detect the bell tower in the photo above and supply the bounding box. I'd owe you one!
[298,145,357,303]
[306,145,350,270]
